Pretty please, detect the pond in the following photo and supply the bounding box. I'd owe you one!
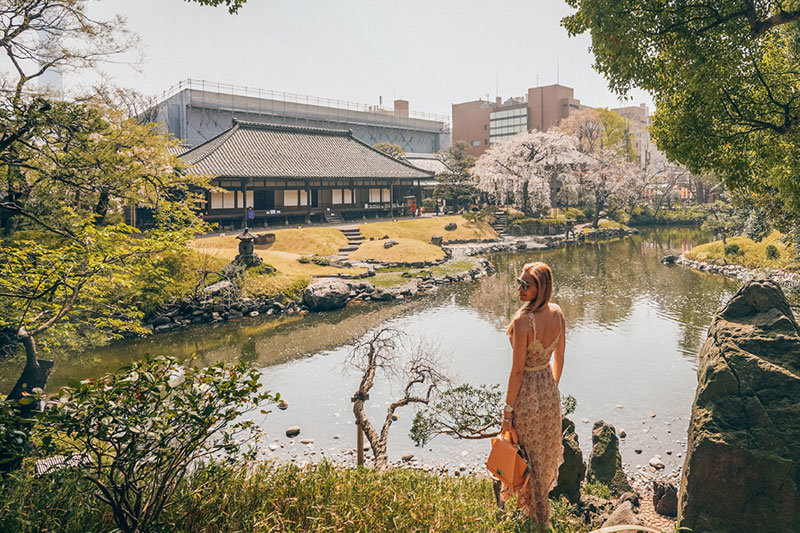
[0,228,742,475]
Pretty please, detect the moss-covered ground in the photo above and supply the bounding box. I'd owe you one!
[685,231,799,271]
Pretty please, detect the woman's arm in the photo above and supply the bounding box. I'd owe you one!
[504,316,529,429]
[552,308,566,386]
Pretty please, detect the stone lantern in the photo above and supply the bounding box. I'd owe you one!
[234,227,263,267]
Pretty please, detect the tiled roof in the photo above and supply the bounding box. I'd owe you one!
[403,153,452,175]
[181,121,433,180]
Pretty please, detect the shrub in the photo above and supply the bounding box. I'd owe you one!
[508,217,567,235]
[42,355,277,533]
[562,207,587,223]
[583,480,611,499]
[0,397,39,473]
[766,244,779,260]
[297,255,331,266]
[724,243,740,255]
[422,197,436,212]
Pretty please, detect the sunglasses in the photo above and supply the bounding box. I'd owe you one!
[516,277,530,290]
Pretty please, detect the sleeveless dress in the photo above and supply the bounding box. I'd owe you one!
[503,310,564,523]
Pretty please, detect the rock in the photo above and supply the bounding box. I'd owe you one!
[679,280,800,532]
[431,235,443,245]
[550,417,586,503]
[634,449,642,454]
[620,492,640,508]
[249,311,259,317]
[648,455,665,469]
[587,420,632,495]
[268,444,279,451]
[653,480,678,517]
[300,438,314,445]
[661,254,678,265]
[203,279,234,296]
[277,400,289,410]
[391,414,398,421]
[619,430,627,439]
[150,316,171,327]
[601,501,640,528]
[444,222,457,231]
[285,426,301,438]
[383,240,395,249]
[402,453,414,462]
[302,279,351,311]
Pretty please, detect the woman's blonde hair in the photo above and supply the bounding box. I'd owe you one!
[507,262,553,334]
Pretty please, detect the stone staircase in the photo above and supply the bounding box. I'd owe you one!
[493,210,509,236]
[336,226,365,259]
[325,211,344,224]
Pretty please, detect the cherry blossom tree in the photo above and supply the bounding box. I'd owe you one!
[474,131,581,215]
[574,148,639,228]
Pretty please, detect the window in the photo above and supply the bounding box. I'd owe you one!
[484,139,489,145]
[210,191,222,209]
[333,189,343,205]
[382,188,390,202]
[246,190,254,208]
[484,124,488,130]
[472,140,481,146]
[299,189,308,206]
[369,188,381,202]
[284,189,299,207]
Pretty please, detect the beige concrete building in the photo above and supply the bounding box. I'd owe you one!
[452,84,582,157]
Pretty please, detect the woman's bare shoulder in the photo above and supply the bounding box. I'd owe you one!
[512,312,531,330]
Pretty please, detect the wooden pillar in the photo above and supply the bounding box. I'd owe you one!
[241,181,248,228]
[304,179,311,224]
[389,181,394,219]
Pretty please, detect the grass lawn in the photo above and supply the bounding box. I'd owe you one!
[349,238,446,263]
[582,220,628,233]
[359,216,497,243]
[686,231,799,270]
[193,227,347,257]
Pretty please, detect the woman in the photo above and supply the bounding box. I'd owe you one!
[501,261,565,526]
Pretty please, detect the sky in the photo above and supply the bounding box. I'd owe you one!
[78,0,654,118]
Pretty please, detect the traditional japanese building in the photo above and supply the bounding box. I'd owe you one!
[180,120,433,227]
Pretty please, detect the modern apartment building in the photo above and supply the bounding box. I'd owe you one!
[452,84,582,157]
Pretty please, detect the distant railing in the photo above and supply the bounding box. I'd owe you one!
[155,79,451,126]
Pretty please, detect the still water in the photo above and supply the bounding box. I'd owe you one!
[0,228,740,473]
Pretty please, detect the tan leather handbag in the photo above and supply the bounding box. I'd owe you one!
[485,428,529,492]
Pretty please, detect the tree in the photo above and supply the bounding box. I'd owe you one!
[562,0,800,229]
[574,148,638,227]
[372,142,405,159]
[347,328,449,471]
[0,0,245,399]
[1,105,209,400]
[433,141,478,213]
[701,201,746,246]
[559,107,637,161]
[474,131,579,215]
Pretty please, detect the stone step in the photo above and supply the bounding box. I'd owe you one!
[338,245,360,253]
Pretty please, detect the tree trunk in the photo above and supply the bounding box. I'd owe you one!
[7,329,53,404]
[94,190,110,225]
[593,197,603,229]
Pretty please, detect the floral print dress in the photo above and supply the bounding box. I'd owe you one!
[503,310,564,523]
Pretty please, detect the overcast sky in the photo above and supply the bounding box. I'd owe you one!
[80,0,653,118]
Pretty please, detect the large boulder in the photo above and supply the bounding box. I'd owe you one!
[302,279,351,311]
[679,279,800,532]
[550,418,586,503]
[587,420,632,495]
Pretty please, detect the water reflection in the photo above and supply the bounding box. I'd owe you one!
[472,228,739,364]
